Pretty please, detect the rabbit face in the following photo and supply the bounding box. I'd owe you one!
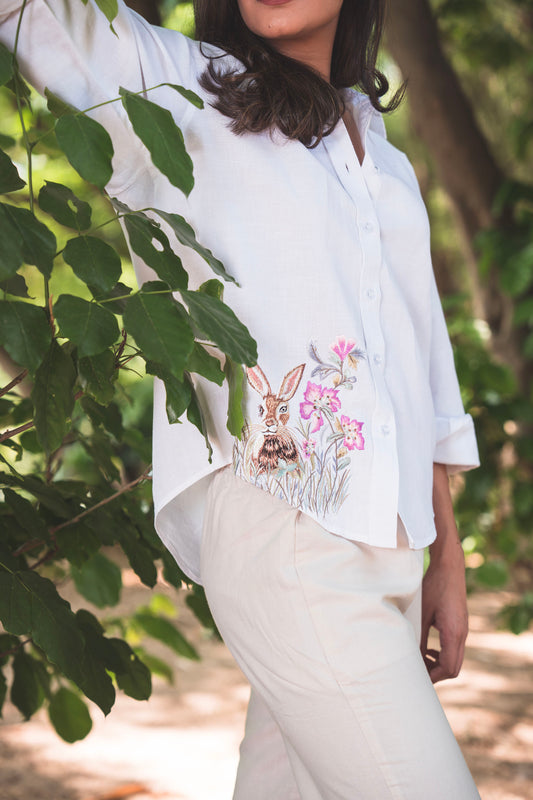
[245,363,305,471]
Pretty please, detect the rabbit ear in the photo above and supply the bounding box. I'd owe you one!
[278,364,305,401]
[246,365,272,397]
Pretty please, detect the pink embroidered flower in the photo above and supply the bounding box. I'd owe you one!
[340,415,365,451]
[302,439,316,459]
[331,336,357,362]
[321,387,341,413]
[300,382,325,432]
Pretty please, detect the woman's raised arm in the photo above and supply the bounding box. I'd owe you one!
[0,0,197,189]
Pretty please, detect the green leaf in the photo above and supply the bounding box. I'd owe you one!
[182,290,257,366]
[117,525,157,588]
[108,639,151,700]
[0,570,85,684]
[186,380,212,462]
[0,670,6,716]
[54,295,119,357]
[145,360,191,424]
[134,612,199,660]
[0,203,56,280]
[78,350,116,405]
[74,610,116,715]
[186,586,218,633]
[123,212,188,291]
[224,357,245,436]
[0,274,30,297]
[11,651,42,719]
[71,552,122,608]
[31,340,76,453]
[94,0,118,27]
[63,235,121,293]
[0,148,25,193]
[0,301,52,373]
[167,83,204,109]
[133,649,173,683]
[89,281,131,314]
[39,182,92,231]
[44,88,77,119]
[48,687,92,742]
[151,208,237,284]
[0,43,14,86]
[123,285,194,378]
[119,88,193,196]
[199,279,224,299]
[81,397,123,438]
[3,488,49,540]
[55,521,101,569]
[55,114,114,190]
[0,633,19,667]
[186,342,225,386]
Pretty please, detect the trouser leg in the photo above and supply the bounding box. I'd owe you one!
[201,468,480,800]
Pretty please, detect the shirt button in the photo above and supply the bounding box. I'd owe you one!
[366,288,376,300]
[345,162,350,172]
[381,423,391,436]
[374,164,380,173]
[362,221,374,233]
[373,353,383,365]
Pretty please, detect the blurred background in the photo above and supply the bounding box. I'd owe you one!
[1,0,533,798]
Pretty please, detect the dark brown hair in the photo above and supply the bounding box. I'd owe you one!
[193,0,402,148]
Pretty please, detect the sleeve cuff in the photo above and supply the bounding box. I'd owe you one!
[434,413,480,475]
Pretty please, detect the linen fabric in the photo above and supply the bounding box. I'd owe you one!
[0,0,480,583]
[201,466,481,800]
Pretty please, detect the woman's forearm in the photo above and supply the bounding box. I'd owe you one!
[429,462,465,565]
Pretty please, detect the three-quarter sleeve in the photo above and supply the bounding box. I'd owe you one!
[428,267,480,474]
[0,0,196,190]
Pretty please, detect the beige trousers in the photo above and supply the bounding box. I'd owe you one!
[200,466,480,800]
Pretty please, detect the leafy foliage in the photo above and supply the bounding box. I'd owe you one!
[0,1,252,742]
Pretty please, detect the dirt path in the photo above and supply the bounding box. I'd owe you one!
[0,572,532,800]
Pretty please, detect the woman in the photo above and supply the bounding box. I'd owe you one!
[0,0,481,796]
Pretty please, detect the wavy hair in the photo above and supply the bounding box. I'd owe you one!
[193,0,402,148]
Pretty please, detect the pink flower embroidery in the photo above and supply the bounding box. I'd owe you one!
[331,336,357,362]
[300,382,325,432]
[340,415,365,451]
[321,387,341,413]
[302,439,316,459]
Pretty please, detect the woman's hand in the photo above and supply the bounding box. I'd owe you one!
[420,547,468,683]
[421,462,469,683]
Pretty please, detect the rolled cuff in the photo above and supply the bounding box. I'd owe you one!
[434,413,480,475]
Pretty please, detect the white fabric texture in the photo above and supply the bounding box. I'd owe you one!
[201,466,481,800]
[0,0,480,583]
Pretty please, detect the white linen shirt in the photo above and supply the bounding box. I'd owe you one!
[1,0,480,583]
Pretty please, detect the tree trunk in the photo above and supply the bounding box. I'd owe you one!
[385,0,532,395]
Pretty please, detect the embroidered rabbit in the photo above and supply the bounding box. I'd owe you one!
[243,363,305,472]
